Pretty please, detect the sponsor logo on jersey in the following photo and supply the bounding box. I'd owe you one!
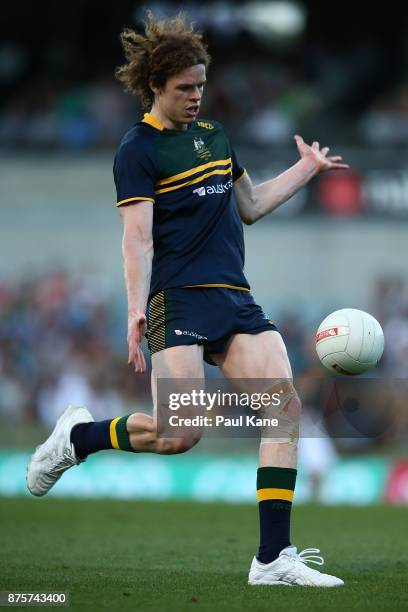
[197,121,214,130]
[315,327,339,343]
[193,179,233,197]
[193,187,206,196]
[174,329,208,340]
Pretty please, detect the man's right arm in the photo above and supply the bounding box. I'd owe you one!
[119,202,154,373]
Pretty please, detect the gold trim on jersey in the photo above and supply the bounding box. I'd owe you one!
[142,113,164,131]
[157,158,232,187]
[234,168,247,184]
[182,284,250,291]
[116,196,155,207]
[156,167,232,195]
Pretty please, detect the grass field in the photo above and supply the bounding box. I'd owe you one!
[0,498,407,612]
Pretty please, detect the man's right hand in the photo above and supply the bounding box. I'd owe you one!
[127,312,147,373]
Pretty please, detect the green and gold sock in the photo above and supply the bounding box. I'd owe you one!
[71,415,135,459]
[257,466,297,564]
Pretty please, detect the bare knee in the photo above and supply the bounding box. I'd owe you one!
[127,412,155,434]
[258,384,301,444]
[157,434,201,455]
[260,382,302,420]
[283,391,302,422]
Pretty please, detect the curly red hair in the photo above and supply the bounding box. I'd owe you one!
[115,11,211,110]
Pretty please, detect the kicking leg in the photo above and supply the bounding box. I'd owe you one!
[126,343,205,453]
[27,344,204,496]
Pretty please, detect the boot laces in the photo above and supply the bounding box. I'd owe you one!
[297,548,324,566]
[49,449,76,475]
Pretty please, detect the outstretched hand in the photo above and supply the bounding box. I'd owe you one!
[294,135,349,172]
[127,312,147,373]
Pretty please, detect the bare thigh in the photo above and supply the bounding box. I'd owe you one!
[212,331,299,467]
[211,330,292,380]
[126,344,204,454]
[151,343,205,418]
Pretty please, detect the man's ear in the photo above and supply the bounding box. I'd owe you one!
[149,81,161,96]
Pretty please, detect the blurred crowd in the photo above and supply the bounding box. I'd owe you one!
[0,272,150,429]
[1,271,407,432]
[1,34,408,149]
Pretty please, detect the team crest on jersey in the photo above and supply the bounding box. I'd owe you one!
[193,137,204,150]
[193,137,211,160]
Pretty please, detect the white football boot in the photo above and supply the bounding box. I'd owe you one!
[248,546,344,587]
[27,405,94,497]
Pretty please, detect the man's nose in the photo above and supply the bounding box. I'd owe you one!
[191,86,201,101]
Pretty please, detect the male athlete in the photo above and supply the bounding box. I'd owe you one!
[27,13,348,587]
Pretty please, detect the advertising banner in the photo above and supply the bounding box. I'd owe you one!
[0,451,397,505]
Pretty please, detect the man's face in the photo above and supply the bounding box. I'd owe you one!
[152,64,206,128]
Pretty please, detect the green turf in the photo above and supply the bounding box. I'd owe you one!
[0,498,406,612]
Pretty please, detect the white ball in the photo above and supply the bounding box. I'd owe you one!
[315,308,384,375]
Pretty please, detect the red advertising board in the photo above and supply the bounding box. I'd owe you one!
[384,461,408,504]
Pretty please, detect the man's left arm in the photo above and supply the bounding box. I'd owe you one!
[234,135,349,225]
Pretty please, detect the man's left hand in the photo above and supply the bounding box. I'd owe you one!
[294,134,350,172]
